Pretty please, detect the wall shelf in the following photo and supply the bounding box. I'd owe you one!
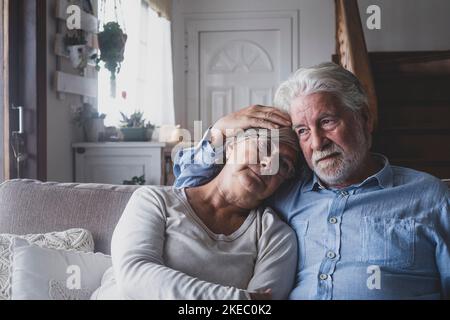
[54,0,98,103]
[55,71,98,98]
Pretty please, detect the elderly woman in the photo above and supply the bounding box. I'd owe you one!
[92,127,301,300]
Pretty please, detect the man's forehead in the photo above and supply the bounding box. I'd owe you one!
[291,93,343,122]
[292,93,341,113]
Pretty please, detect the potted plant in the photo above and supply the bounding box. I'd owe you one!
[119,111,149,141]
[123,175,146,185]
[145,121,156,141]
[64,30,96,72]
[73,103,107,142]
[96,22,127,88]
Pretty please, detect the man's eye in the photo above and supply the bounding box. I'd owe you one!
[322,119,335,126]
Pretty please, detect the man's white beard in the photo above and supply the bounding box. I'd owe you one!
[312,132,368,186]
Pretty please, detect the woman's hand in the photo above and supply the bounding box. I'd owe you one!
[249,289,272,300]
[211,105,291,146]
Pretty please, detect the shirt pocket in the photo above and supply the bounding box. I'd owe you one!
[360,216,415,268]
[291,218,308,270]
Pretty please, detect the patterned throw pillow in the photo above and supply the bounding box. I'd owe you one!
[0,229,94,300]
[10,238,111,300]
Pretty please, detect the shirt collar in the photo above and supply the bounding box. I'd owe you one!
[302,170,322,193]
[368,153,393,189]
[303,153,393,192]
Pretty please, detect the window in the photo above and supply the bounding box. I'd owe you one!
[98,0,174,128]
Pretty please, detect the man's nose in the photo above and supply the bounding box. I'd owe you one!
[310,129,329,151]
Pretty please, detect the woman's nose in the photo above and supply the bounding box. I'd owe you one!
[260,155,277,175]
[260,156,270,168]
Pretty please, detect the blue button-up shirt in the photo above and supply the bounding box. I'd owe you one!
[173,137,450,300]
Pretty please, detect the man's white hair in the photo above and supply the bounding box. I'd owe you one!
[274,62,368,113]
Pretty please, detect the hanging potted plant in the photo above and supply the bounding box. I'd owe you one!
[96,22,128,97]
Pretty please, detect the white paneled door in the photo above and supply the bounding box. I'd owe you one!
[186,11,299,133]
[200,31,279,126]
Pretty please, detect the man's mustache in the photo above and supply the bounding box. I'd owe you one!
[312,144,343,165]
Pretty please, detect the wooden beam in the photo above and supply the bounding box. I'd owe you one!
[335,0,378,128]
[1,0,9,181]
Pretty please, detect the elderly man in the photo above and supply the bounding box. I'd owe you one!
[174,62,450,300]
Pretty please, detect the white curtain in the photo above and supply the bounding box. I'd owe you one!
[99,0,175,127]
[138,2,175,126]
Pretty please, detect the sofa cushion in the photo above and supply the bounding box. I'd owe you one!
[10,238,111,300]
[0,228,94,300]
[0,180,140,254]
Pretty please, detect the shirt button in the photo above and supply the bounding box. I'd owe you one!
[327,251,336,259]
[329,217,338,224]
[319,274,328,281]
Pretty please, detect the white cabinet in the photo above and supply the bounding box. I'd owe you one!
[73,142,166,185]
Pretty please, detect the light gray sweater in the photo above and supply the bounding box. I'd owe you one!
[92,186,297,300]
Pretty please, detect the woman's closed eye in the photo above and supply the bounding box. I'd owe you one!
[297,128,308,136]
[279,158,295,178]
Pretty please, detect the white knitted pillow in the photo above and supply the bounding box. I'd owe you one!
[10,238,111,300]
[0,228,94,300]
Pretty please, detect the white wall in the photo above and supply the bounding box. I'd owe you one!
[171,0,335,130]
[358,0,450,51]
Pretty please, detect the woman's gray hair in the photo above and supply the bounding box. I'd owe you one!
[226,127,300,154]
[274,62,368,113]
[224,127,302,174]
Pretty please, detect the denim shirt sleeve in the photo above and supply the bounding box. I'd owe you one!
[436,189,450,298]
[173,128,224,189]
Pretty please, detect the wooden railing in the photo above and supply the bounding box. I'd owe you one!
[335,0,378,127]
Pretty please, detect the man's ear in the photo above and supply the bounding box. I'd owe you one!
[360,104,374,134]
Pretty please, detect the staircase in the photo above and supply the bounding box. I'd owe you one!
[371,52,450,178]
[334,0,450,179]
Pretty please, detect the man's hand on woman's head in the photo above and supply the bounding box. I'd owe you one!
[211,105,292,146]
